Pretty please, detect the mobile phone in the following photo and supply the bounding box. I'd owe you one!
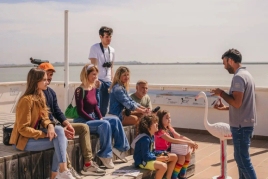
[152,106,160,113]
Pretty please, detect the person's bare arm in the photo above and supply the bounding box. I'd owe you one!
[161,134,195,148]
[90,58,98,66]
[211,88,243,109]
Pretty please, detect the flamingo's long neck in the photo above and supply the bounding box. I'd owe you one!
[203,92,211,128]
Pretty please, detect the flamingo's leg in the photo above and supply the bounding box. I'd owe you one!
[216,140,227,179]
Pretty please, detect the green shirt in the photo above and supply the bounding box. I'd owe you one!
[130,93,152,109]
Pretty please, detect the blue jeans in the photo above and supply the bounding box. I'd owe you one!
[230,126,257,179]
[15,126,67,172]
[73,113,130,158]
[97,79,111,116]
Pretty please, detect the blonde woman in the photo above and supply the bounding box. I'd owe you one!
[9,68,74,179]
[108,66,148,127]
[73,64,130,169]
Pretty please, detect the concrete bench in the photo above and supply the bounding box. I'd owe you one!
[0,125,196,179]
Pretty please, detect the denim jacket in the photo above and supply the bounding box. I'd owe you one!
[109,83,140,121]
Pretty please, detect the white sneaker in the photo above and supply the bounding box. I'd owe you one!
[112,148,128,163]
[55,170,75,179]
[98,157,115,169]
[69,167,83,179]
[81,161,106,176]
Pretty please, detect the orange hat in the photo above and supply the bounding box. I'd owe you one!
[38,63,55,72]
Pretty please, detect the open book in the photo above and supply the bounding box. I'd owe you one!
[112,169,140,177]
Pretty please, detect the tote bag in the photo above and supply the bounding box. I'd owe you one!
[170,143,190,155]
[64,87,84,118]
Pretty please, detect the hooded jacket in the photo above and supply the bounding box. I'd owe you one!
[132,133,156,167]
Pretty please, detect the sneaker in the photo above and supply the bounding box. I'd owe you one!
[98,156,115,169]
[69,167,83,179]
[112,148,128,163]
[55,170,75,179]
[81,161,106,176]
[178,175,187,179]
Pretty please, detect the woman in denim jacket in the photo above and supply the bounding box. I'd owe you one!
[108,66,149,127]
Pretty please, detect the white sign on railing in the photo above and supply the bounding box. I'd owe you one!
[150,91,219,108]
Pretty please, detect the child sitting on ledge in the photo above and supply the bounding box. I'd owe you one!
[131,114,177,179]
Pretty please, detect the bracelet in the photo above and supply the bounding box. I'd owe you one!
[220,90,224,97]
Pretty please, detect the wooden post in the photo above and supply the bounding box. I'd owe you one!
[0,156,5,179]
[4,152,18,179]
[43,149,54,179]
[18,152,31,179]
[31,151,43,178]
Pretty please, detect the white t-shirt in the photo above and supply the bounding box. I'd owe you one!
[89,43,115,82]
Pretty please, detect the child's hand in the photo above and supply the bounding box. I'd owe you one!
[156,155,169,163]
[189,141,198,150]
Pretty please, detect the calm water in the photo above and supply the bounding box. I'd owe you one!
[0,64,268,87]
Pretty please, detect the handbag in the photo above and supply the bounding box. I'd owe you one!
[3,123,14,146]
[64,87,84,119]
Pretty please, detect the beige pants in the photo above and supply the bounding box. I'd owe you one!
[66,123,93,168]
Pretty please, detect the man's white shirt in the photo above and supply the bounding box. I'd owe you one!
[89,43,115,82]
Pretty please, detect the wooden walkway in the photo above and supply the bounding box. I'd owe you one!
[179,131,268,179]
[1,113,268,178]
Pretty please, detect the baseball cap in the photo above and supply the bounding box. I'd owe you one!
[38,63,56,72]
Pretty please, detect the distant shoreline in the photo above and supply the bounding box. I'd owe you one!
[1,62,268,68]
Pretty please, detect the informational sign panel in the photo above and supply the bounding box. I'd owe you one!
[149,91,219,108]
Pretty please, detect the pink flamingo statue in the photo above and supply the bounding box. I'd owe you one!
[195,91,232,179]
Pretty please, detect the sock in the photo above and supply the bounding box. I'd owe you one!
[84,162,91,167]
[171,163,183,179]
[179,160,190,177]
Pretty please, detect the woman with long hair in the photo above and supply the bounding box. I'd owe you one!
[109,66,148,128]
[73,64,130,169]
[9,68,74,179]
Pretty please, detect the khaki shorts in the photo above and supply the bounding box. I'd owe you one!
[139,161,156,170]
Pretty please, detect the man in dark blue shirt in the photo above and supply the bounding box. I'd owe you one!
[38,63,106,178]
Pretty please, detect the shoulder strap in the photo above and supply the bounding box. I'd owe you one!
[79,87,85,99]
[99,43,110,55]
[70,87,85,104]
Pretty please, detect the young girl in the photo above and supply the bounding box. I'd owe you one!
[155,110,198,179]
[131,114,177,179]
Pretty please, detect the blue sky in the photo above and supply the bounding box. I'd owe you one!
[0,0,268,64]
